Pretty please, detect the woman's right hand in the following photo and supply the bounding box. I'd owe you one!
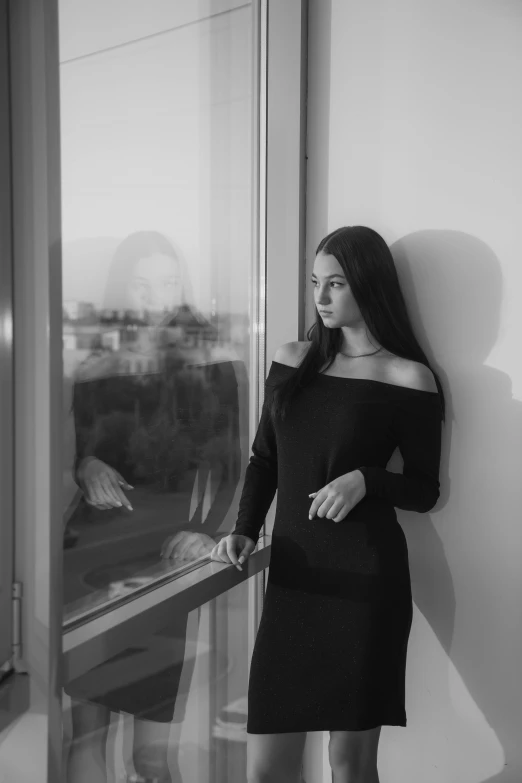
[77,457,134,511]
[209,534,256,571]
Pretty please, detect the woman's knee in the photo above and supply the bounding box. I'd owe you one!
[247,731,306,783]
[132,719,171,781]
[132,743,171,781]
[328,727,381,778]
[70,700,111,741]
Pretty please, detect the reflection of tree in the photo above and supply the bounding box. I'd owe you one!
[201,430,236,480]
[71,345,238,493]
[83,411,136,474]
[128,413,192,491]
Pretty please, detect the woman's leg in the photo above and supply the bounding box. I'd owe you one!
[247,731,308,783]
[66,699,112,783]
[328,726,382,783]
[130,717,174,783]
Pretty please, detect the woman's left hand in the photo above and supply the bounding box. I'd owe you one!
[308,470,367,523]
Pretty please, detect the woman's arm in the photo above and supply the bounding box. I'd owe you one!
[195,360,244,535]
[358,393,443,513]
[230,380,278,542]
[71,380,98,485]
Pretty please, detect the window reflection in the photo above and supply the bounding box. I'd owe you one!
[63,231,249,780]
[63,231,247,615]
[60,3,256,779]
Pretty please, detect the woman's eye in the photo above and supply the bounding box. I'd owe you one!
[311,280,340,287]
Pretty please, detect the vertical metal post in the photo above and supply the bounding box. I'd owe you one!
[0,0,14,682]
[247,0,268,687]
[9,0,64,779]
[11,583,26,673]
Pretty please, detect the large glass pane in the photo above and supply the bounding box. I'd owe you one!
[59,3,259,781]
[63,582,250,782]
[60,0,256,620]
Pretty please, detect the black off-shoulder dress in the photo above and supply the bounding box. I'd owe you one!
[232,360,443,734]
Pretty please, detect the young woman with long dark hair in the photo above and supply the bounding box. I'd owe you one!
[210,225,445,783]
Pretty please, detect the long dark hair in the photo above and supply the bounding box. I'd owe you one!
[268,226,446,423]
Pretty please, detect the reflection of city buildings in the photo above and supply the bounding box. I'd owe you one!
[63,301,243,378]
[63,325,120,352]
[63,299,97,322]
[63,325,121,377]
[166,303,217,346]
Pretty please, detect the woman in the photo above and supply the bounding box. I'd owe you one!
[210,226,445,783]
[64,231,244,783]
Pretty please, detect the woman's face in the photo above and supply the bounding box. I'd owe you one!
[128,253,182,318]
[312,251,363,326]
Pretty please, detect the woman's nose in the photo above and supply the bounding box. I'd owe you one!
[146,289,164,310]
[317,294,330,305]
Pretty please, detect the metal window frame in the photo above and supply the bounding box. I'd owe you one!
[0,0,14,678]
[6,0,308,779]
[63,541,273,683]
[7,0,64,778]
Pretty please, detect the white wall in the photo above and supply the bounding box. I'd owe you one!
[306,1,522,781]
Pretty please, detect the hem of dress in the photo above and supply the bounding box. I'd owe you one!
[64,692,184,724]
[246,719,407,734]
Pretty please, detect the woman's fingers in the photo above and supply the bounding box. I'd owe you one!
[85,497,112,510]
[332,504,349,522]
[311,494,334,519]
[161,539,175,559]
[96,475,122,508]
[226,538,241,569]
[114,470,134,491]
[84,470,133,511]
[170,533,192,560]
[85,475,116,509]
[309,491,349,522]
[106,473,133,510]
[192,536,252,571]
[326,499,344,520]
[210,540,229,563]
[213,538,244,569]
[208,538,251,571]
[99,474,124,507]
[161,532,187,560]
[308,490,323,518]
[87,475,111,507]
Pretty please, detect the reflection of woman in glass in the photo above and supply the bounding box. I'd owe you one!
[64,231,244,783]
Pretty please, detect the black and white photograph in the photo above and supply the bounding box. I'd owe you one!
[0,2,520,782]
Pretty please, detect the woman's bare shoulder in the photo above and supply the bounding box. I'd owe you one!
[384,355,438,392]
[273,341,312,368]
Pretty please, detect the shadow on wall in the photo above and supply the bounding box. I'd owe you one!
[390,229,520,783]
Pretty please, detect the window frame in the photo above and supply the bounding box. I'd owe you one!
[0,0,14,679]
[7,0,308,778]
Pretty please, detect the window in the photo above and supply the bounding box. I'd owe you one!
[6,0,306,778]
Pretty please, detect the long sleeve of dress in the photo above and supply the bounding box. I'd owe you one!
[358,394,442,513]
[71,380,98,485]
[195,360,243,536]
[231,383,278,543]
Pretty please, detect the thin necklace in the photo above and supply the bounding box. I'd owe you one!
[338,346,383,358]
